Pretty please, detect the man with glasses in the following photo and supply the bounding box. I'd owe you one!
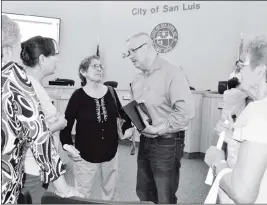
[124,32,195,204]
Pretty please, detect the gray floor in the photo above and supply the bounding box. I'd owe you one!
[49,144,210,203]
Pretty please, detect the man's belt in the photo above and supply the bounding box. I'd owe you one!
[161,131,185,139]
[141,131,184,139]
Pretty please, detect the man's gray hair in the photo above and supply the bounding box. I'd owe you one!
[2,15,20,48]
[126,32,151,43]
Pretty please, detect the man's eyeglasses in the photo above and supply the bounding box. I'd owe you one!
[124,43,147,58]
[91,64,104,70]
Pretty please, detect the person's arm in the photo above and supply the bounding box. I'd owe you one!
[60,90,79,147]
[112,87,133,133]
[7,63,66,185]
[48,114,67,134]
[155,69,195,135]
[213,103,267,203]
[49,121,62,133]
[4,63,81,197]
[10,67,66,185]
[239,88,257,101]
[215,140,267,203]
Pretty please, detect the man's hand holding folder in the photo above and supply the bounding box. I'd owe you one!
[140,120,168,138]
[123,100,168,138]
[140,120,158,138]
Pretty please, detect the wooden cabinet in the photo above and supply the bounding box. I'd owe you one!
[200,93,223,153]
[183,92,223,155]
[184,92,203,153]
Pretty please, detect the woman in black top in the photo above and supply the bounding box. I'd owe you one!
[60,55,133,200]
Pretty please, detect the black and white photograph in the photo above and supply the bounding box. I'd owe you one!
[1,1,267,204]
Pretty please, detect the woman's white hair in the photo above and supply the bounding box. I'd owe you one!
[246,36,267,67]
[2,15,20,48]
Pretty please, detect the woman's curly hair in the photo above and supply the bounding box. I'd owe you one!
[78,55,100,86]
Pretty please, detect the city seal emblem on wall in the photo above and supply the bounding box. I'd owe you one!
[150,23,179,53]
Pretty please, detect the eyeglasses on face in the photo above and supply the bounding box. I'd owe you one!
[125,43,147,58]
[90,64,104,70]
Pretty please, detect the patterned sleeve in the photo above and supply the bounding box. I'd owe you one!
[6,63,66,183]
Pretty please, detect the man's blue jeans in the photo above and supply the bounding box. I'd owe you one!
[136,132,185,204]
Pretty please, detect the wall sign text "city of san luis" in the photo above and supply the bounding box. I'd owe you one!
[132,2,200,16]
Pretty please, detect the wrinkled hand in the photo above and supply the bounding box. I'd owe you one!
[63,144,82,162]
[204,146,225,167]
[140,120,158,138]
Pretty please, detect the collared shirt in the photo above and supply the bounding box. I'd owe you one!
[131,55,195,134]
[1,62,65,204]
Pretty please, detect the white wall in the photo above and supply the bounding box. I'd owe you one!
[3,1,102,88]
[3,1,267,91]
[241,2,267,40]
[96,1,244,91]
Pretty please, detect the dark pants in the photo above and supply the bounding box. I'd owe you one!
[136,132,185,204]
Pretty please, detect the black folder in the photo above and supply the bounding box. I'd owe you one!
[122,100,152,131]
[137,102,153,125]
